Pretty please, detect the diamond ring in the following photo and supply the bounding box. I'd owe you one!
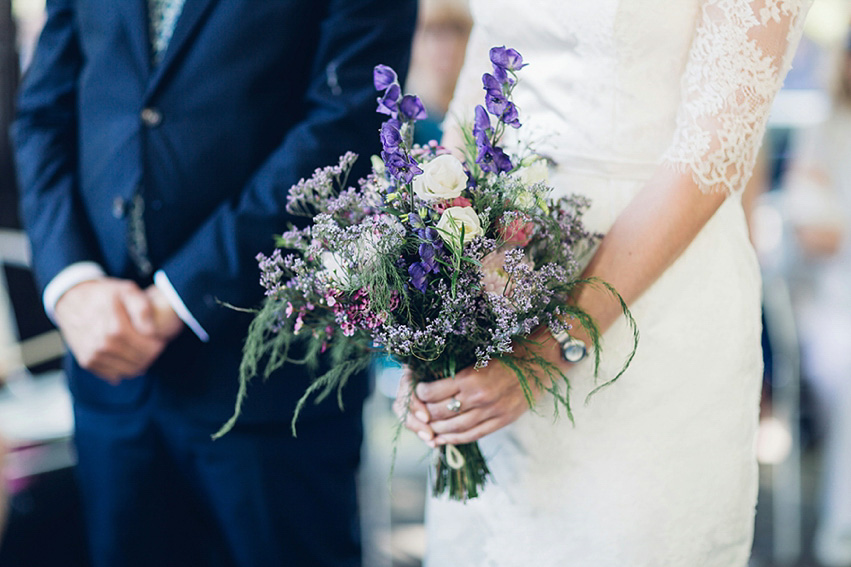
[446,398,462,413]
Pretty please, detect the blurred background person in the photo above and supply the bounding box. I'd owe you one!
[0,436,7,537]
[405,0,471,145]
[781,28,851,567]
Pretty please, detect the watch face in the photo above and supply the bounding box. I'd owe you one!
[563,341,586,363]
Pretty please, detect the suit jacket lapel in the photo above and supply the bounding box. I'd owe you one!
[116,0,152,79]
[146,0,219,98]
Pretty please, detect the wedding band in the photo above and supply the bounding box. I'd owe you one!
[447,398,462,413]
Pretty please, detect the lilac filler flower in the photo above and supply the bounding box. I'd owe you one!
[374,64,398,91]
[399,95,428,122]
[376,83,401,116]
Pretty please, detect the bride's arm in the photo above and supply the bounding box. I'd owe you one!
[404,0,813,445]
[413,165,724,446]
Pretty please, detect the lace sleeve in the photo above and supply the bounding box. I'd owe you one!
[662,0,813,194]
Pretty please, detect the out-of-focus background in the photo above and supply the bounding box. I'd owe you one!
[3,0,851,565]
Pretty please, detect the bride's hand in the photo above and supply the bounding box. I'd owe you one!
[394,368,438,448]
[415,360,542,446]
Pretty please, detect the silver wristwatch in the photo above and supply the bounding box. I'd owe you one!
[549,327,588,363]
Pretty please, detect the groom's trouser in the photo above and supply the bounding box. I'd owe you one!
[72,387,363,567]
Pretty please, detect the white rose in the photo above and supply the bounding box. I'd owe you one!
[513,190,536,211]
[437,206,484,248]
[413,154,467,201]
[513,159,549,186]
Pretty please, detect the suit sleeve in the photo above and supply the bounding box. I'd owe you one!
[158,0,417,340]
[11,0,104,293]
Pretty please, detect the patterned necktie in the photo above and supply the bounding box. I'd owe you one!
[126,0,187,277]
[149,0,186,64]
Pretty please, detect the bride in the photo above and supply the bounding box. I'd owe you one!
[398,0,813,565]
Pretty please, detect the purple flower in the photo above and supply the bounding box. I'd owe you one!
[418,242,440,273]
[490,46,526,72]
[399,95,428,121]
[383,151,423,184]
[379,121,402,153]
[376,84,401,116]
[421,227,442,244]
[473,105,491,142]
[501,102,521,129]
[482,73,503,95]
[408,262,429,292]
[485,90,509,119]
[408,213,425,229]
[477,143,512,174]
[374,64,398,91]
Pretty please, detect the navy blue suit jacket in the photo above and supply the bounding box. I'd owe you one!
[13,0,416,425]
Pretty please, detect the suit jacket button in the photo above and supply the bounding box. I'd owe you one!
[112,196,126,219]
[141,107,162,127]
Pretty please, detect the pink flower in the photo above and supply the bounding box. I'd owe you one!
[433,196,472,214]
[285,302,294,317]
[480,250,512,295]
[499,215,535,246]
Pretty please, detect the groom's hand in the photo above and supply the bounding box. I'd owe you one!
[54,278,168,383]
[143,284,185,341]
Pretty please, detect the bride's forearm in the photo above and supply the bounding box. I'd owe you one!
[569,165,727,341]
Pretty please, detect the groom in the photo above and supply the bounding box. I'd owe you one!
[12,0,416,565]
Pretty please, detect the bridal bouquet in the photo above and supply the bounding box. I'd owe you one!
[216,47,635,501]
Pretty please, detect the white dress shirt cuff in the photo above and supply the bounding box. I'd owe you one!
[153,270,210,343]
[43,262,106,322]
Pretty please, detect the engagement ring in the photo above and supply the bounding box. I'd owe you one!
[447,398,462,413]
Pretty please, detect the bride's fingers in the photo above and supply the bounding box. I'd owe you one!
[433,417,506,445]
[428,407,493,436]
[425,396,474,422]
[415,378,461,404]
[404,412,437,447]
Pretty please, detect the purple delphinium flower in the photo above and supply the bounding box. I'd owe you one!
[374,64,398,90]
[473,105,491,144]
[408,262,429,293]
[476,140,512,174]
[490,46,526,73]
[379,120,402,153]
[418,242,440,273]
[399,95,428,122]
[376,83,401,117]
[382,151,422,184]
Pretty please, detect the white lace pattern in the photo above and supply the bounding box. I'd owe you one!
[663,0,812,193]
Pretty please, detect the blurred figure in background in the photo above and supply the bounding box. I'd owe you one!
[405,0,471,145]
[783,30,851,567]
[0,436,7,537]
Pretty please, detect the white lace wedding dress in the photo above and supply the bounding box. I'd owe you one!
[426,1,813,566]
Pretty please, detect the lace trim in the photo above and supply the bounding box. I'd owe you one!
[662,0,813,194]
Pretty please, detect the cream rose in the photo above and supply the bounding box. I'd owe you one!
[512,158,549,186]
[437,206,484,248]
[413,154,467,201]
